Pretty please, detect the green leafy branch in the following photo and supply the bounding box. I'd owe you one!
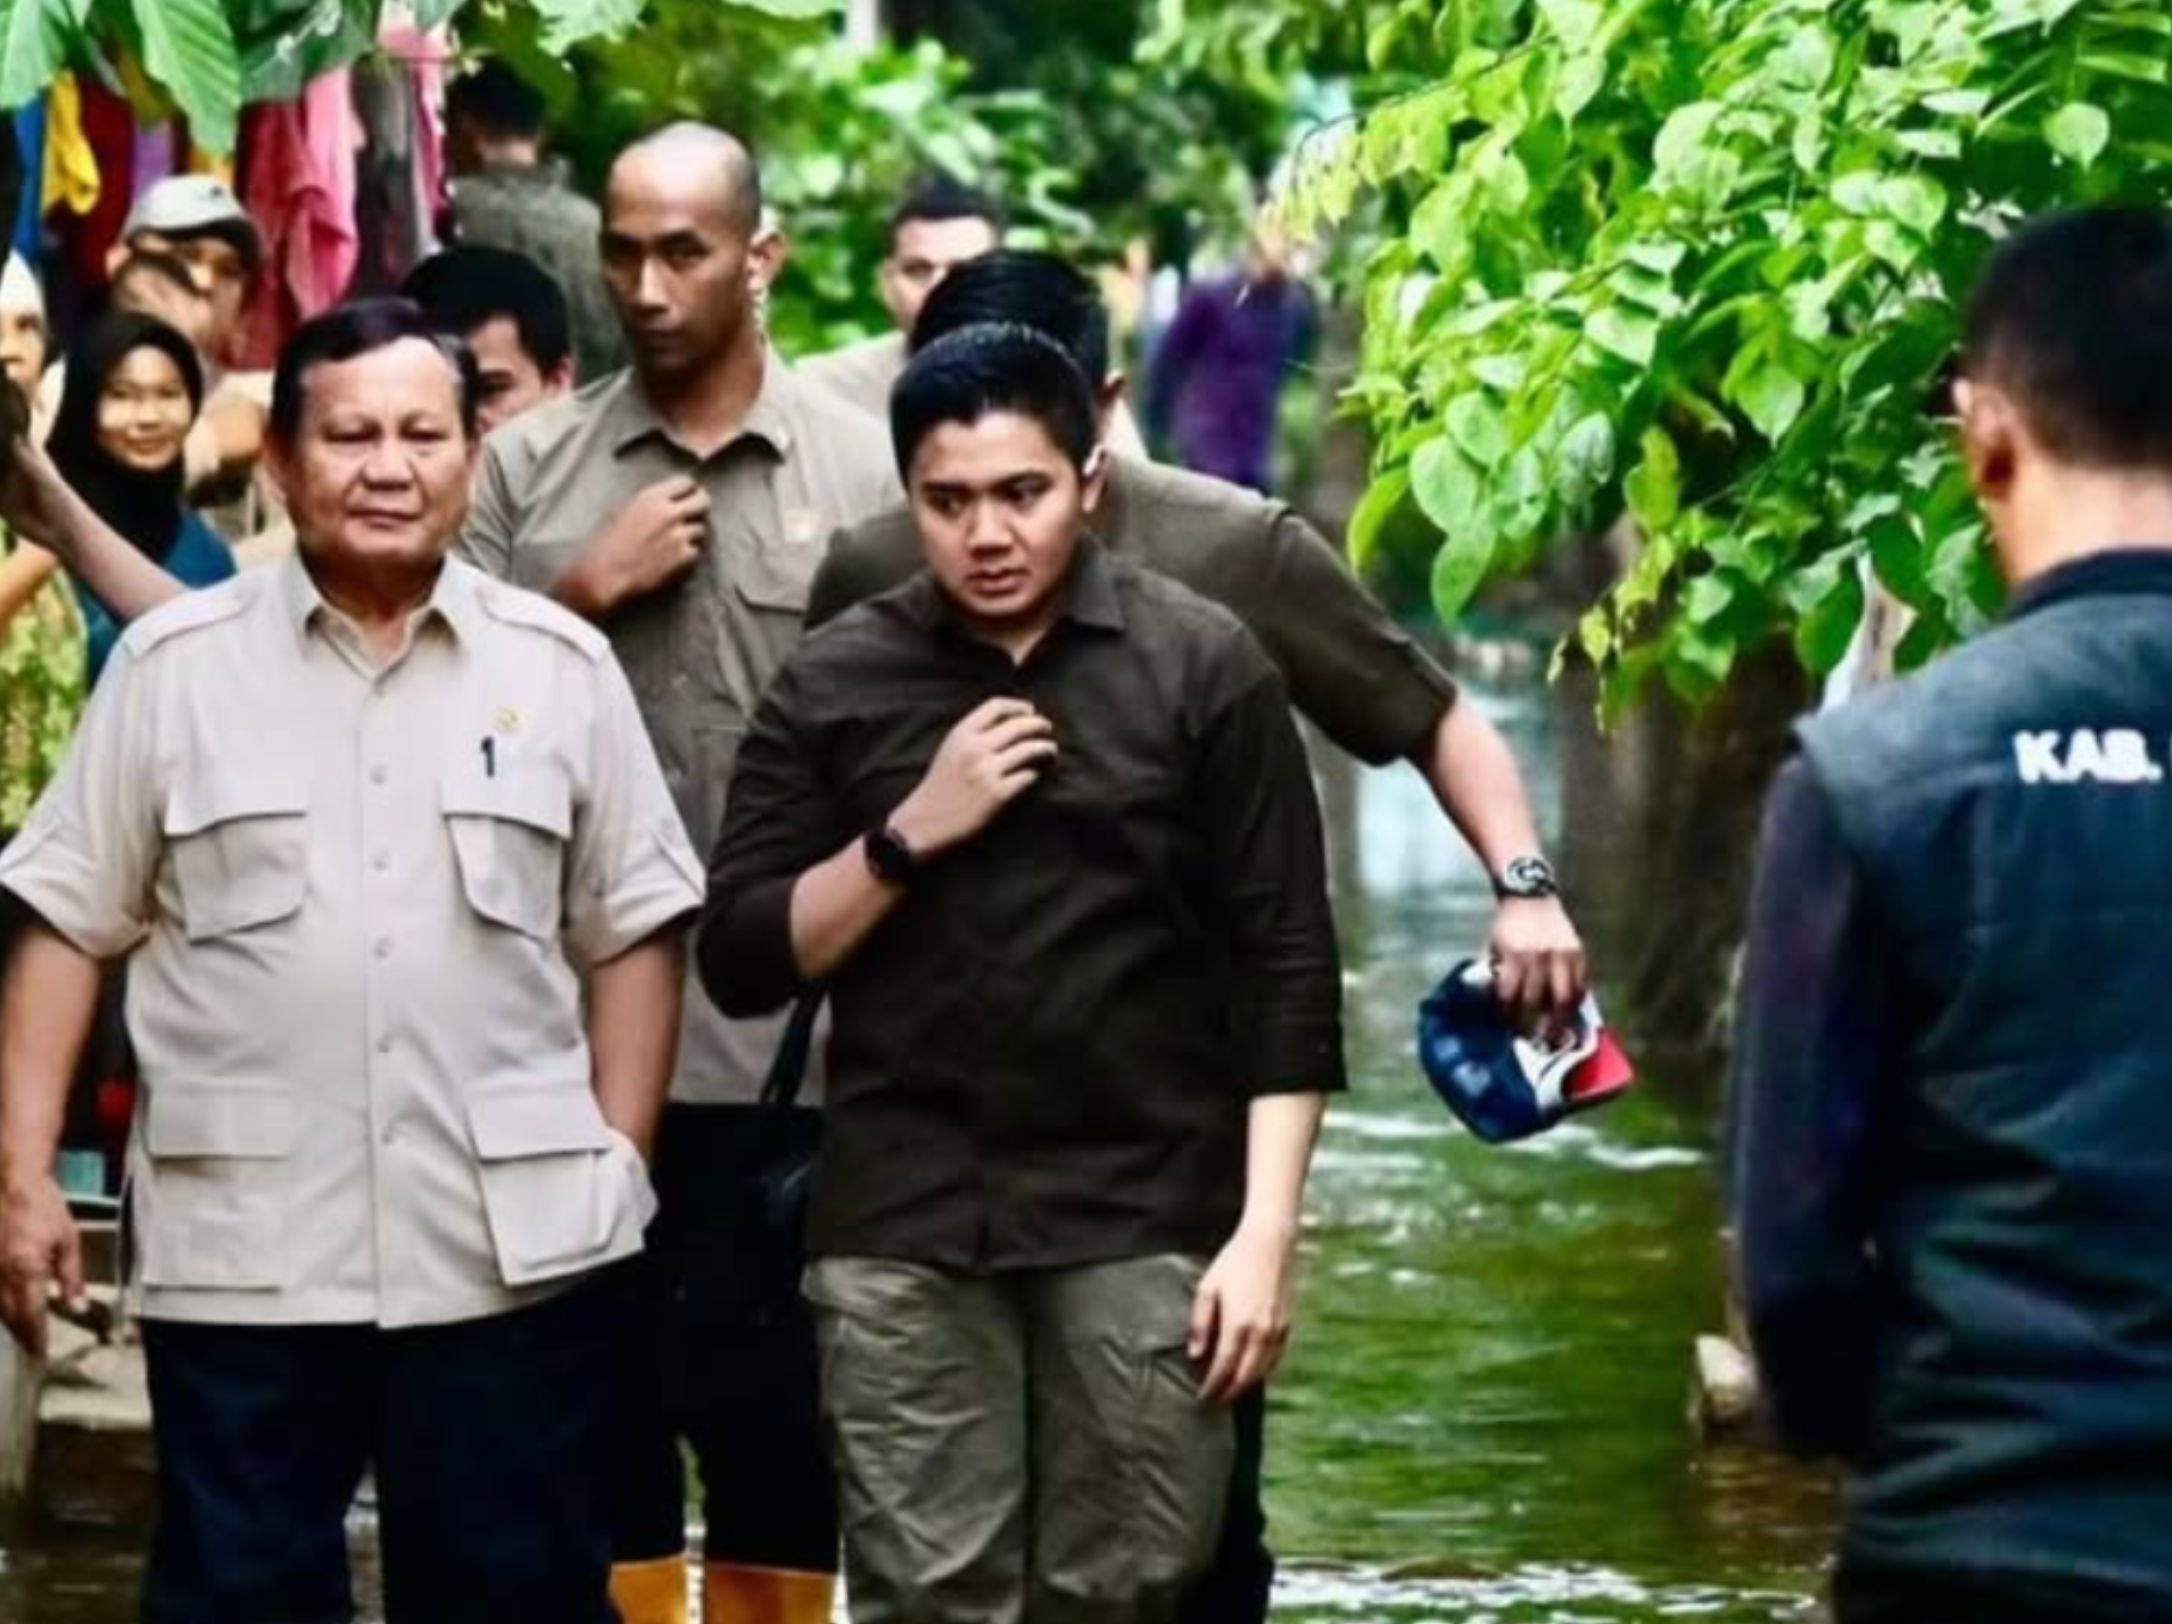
[1273,0,2172,704]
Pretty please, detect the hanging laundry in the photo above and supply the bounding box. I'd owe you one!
[235,69,362,369]
[65,75,139,294]
[11,101,46,262]
[40,76,100,219]
[350,57,432,292]
[133,124,180,202]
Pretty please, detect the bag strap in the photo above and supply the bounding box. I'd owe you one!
[758,990,824,1110]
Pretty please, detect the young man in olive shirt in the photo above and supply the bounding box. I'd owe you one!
[702,323,1343,1624]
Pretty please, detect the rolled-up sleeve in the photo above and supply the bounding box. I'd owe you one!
[562,650,704,968]
[0,642,162,958]
[698,662,851,1018]
[1197,651,1347,1096]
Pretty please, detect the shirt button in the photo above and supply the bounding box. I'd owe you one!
[371,850,390,873]
[376,1033,394,1056]
[369,765,388,786]
[373,937,393,960]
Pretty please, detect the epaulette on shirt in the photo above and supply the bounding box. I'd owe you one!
[472,570,610,664]
[117,572,258,660]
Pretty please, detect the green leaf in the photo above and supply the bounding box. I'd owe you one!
[1556,52,1606,121]
[1555,412,1616,501]
[2045,101,2111,167]
[527,0,648,53]
[1880,174,1947,235]
[1430,526,1498,624]
[1445,392,1512,464]
[1624,427,1681,535]
[1410,435,1485,540]
[1794,562,1866,675]
[0,0,64,110]
[1347,467,1410,572]
[1587,303,1660,365]
[131,0,241,154]
[1536,0,1603,48]
[1730,358,1808,442]
[1654,100,1724,176]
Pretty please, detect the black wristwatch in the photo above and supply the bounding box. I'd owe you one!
[1493,854,1560,901]
[864,823,920,888]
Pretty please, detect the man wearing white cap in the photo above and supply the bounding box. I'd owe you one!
[110,176,263,368]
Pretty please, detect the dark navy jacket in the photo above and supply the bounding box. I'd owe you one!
[1732,550,2172,1608]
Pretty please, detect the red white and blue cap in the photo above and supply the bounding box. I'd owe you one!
[1416,959,1636,1144]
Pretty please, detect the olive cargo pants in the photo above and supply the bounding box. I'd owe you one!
[806,1254,1235,1624]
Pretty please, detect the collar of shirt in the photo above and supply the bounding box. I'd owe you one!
[2007,546,2172,622]
[602,348,799,464]
[276,548,480,666]
[896,538,1128,652]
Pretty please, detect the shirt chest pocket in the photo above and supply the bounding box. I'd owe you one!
[442,753,575,942]
[162,770,310,942]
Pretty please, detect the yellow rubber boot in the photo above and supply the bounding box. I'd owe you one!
[700,1562,837,1624]
[610,1556,691,1624]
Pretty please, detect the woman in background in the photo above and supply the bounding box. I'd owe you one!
[44,310,232,683]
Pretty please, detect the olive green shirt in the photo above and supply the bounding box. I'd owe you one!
[462,356,900,1104]
[808,456,1457,767]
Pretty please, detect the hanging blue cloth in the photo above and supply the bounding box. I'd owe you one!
[11,98,47,262]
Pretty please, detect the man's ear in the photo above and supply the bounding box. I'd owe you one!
[104,242,131,281]
[749,224,788,297]
[1096,373,1128,426]
[1957,378,2021,503]
[1080,443,1111,514]
[545,359,577,400]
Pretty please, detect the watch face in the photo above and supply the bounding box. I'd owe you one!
[1501,856,1558,898]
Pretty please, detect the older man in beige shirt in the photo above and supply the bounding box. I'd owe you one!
[0,300,700,1624]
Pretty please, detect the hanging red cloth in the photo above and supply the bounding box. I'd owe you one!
[61,73,137,300]
[235,70,361,369]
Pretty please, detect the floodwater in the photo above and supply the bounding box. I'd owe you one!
[0,672,1836,1621]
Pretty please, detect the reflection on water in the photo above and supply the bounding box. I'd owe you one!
[0,675,1836,1621]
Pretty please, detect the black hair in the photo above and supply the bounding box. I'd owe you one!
[446,59,547,141]
[910,249,1111,385]
[109,251,206,308]
[1963,206,2172,470]
[47,312,205,562]
[890,175,1005,249]
[270,298,481,445]
[890,321,1098,477]
[401,246,572,375]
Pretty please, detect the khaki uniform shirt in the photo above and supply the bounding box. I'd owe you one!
[462,357,899,1104]
[799,331,906,421]
[0,556,703,1328]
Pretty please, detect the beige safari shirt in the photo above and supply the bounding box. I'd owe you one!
[0,555,703,1328]
[462,355,898,1105]
[799,330,906,421]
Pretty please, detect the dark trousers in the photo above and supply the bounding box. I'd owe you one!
[140,1271,626,1624]
[609,1103,838,1572]
[1185,1389,1273,1624]
[1834,1560,2170,1624]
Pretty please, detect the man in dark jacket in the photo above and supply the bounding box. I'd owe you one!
[1732,205,2172,1624]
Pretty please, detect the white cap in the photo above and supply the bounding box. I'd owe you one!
[121,176,262,267]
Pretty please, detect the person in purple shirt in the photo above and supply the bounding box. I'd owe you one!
[1145,227,1317,493]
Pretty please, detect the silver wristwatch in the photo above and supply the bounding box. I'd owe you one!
[1493,855,1560,900]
